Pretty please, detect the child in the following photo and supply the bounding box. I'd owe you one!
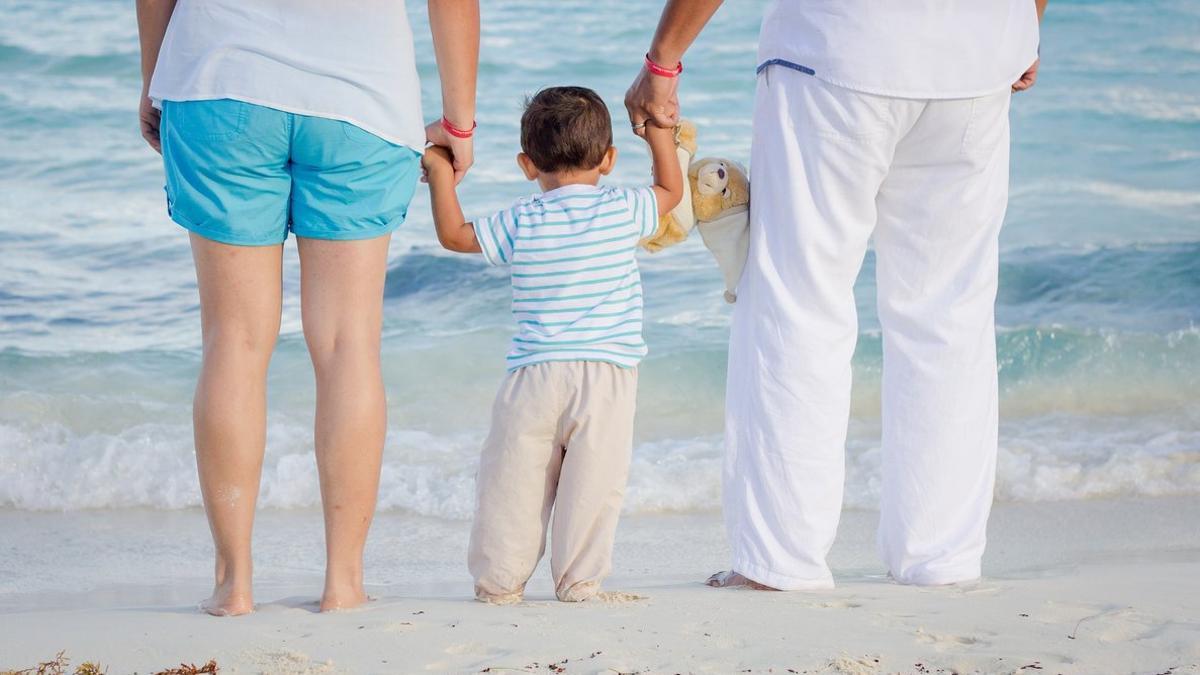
[421,86,683,603]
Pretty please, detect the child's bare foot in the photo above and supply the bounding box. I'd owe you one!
[705,570,780,590]
[557,580,600,603]
[200,580,254,616]
[475,590,523,605]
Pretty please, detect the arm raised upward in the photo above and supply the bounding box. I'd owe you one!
[422,146,482,254]
[425,0,480,184]
[625,0,725,137]
[645,124,684,218]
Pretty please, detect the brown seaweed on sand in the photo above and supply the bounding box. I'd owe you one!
[1,652,107,675]
[151,661,219,675]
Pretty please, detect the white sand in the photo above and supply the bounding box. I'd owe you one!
[2,498,1199,674]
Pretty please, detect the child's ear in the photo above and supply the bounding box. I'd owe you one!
[597,146,618,176]
[517,153,540,181]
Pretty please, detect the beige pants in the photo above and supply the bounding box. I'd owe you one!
[468,361,637,603]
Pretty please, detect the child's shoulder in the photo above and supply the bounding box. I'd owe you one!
[516,185,626,213]
[531,184,621,202]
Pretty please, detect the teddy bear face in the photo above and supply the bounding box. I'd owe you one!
[689,158,749,222]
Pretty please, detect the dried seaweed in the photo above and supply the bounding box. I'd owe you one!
[151,660,219,675]
[2,654,212,675]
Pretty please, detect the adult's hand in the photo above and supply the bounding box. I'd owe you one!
[427,0,479,184]
[1012,58,1040,93]
[424,120,474,185]
[623,0,724,136]
[624,66,679,138]
[139,90,162,153]
[136,0,176,153]
[1016,0,1048,93]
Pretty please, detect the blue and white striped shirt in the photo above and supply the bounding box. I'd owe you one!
[473,183,659,371]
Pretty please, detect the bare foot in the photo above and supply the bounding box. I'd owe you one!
[476,590,523,605]
[320,581,370,612]
[200,581,254,616]
[706,570,780,591]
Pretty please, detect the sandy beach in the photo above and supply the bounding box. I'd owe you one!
[3,497,1198,674]
[3,1,1199,673]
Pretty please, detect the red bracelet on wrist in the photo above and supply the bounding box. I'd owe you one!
[644,52,683,78]
[441,116,476,139]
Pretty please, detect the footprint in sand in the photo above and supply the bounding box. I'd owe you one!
[825,654,882,674]
[443,641,503,657]
[592,590,646,603]
[805,599,864,609]
[1073,607,1163,643]
[955,583,1004,597]
[247,650,337,675]
[1036,601,1163,643]
[914,626,990,651]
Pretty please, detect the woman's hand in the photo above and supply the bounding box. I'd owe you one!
[136,0,176,153]
[139,90,163,153]
[424,121,474,185]
[624,66,679,139]
[426,0,479,184]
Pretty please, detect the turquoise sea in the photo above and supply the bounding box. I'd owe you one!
[0,1,1197,516]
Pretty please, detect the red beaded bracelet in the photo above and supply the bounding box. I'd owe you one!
[644,52,683,78]
[441,116,477,139]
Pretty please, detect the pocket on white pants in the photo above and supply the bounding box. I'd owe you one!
[959,91,1012,164]
[763,67,894,142]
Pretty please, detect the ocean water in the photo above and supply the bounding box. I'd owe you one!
[0,1,1197,518]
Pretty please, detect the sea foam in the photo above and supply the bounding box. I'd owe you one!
[2,414,1196,516]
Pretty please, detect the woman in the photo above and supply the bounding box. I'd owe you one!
[136,0,479,615]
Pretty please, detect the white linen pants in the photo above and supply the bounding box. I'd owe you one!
[725,67,1011,589]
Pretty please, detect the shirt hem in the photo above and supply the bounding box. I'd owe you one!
[149,90,425,152]
[757,58,1034,100]
[506,356,641,372]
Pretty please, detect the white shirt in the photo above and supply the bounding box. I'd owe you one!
[758,1,1041,99]
[148,0,425,150]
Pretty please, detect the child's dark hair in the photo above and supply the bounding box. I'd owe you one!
[520,86,613,173]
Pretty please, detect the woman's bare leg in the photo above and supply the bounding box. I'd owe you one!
[296,235,391,612]
[190,233,284,616]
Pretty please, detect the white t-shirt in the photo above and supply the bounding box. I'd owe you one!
[758,1,1041,99]
[148,0,425,150]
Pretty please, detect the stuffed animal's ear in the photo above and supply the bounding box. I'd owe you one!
[724,161,751,206]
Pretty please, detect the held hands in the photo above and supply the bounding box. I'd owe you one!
[424,119,474,185]
[421,144,456,183]
[624,65,680,139]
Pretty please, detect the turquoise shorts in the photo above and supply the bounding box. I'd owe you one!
[160,99,421,246]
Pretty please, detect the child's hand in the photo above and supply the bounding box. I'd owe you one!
[421,145,455,183]
[643,120,675,143]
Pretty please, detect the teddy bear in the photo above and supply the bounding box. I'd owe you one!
[639,120,750,303]
[640,121,698,253]
[691,158,750,303]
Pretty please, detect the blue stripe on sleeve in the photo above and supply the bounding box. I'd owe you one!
[482,185,650,370]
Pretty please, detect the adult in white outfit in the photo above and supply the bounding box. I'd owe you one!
[626,1,1046,588]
